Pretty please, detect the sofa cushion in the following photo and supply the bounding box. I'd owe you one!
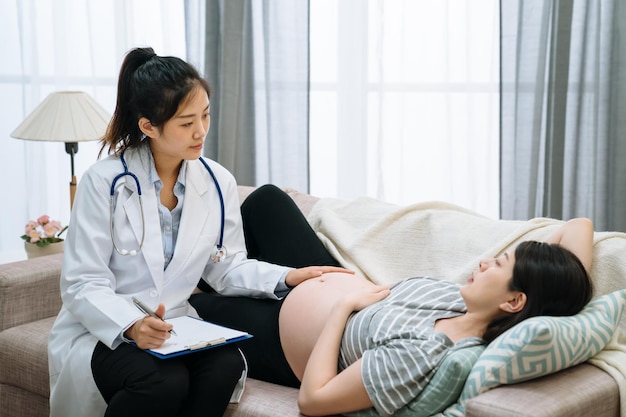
[224,378,302,417]
[465,363,619,417]
[0,316,57,398]
[0,384,50,417]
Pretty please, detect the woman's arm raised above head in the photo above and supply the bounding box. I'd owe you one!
[544,218,594,274]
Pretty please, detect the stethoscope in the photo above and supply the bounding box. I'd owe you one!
[109,151,227,262]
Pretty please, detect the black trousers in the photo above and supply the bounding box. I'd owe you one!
[91,340,243,417]
[190,184,340,388]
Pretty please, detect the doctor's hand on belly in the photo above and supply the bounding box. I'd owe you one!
[285,266,354,288]
[123,303,174,350]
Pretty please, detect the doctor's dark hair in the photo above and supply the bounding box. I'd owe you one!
[481,240,593,344]
[100,47,211,156]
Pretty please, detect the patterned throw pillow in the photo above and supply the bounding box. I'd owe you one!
[435,289,626,417]
[345,345,484,417]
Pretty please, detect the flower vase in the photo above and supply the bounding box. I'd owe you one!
[24,241,65,259]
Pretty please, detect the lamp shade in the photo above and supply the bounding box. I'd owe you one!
[11,91,110,142]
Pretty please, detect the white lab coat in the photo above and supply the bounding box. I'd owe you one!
[48,144,289,417]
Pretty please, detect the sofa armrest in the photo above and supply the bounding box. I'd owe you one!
[0,253,63,332]
[465,363,619,417]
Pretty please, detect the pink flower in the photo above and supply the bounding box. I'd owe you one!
[43,223,57,237]
[28,229,40,243]
[24,221,38,235]
[21,214,67,247]
[49,220,63,231]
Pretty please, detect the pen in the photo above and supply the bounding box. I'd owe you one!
[132,297,177,336]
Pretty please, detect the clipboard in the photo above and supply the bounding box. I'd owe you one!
[141,316,252,359]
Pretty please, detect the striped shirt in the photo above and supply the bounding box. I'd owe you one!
[339,277,483,416]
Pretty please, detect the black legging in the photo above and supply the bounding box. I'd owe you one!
[241,185,341,268]
[190,184,340,388]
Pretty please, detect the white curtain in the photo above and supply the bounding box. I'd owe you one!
[500,0,626,232]
[309,0,500,218]
[0,0,187,263]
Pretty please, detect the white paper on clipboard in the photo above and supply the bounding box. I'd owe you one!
[148,316,251,357]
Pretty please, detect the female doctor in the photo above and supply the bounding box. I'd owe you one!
[47,47,345,417]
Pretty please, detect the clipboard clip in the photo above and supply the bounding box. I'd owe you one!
[187,337,227,350]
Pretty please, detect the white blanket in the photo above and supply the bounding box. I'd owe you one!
[308,196,626,415]
[308,197,626,293]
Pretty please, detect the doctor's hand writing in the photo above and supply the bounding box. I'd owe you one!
[124,304,173,349]
[285,266,354,288]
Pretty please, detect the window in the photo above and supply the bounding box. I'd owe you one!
[309,0,500,218]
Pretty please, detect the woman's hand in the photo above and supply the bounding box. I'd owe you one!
[124,304,173,349]
[338,284,392,313]
[285,266,354,288]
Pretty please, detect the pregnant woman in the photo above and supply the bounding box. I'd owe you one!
[190,185,593,417]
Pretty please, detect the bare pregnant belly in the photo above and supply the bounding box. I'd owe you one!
[279,272,375,380]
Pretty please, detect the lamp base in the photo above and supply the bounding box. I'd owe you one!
[70,175,77,208]
[65,142,79,209]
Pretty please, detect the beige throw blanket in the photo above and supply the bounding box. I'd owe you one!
[308,196,626,415]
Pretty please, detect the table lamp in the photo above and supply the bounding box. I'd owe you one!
[11,91,111,208]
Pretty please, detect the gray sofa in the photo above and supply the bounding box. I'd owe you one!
[0,187,620,417]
